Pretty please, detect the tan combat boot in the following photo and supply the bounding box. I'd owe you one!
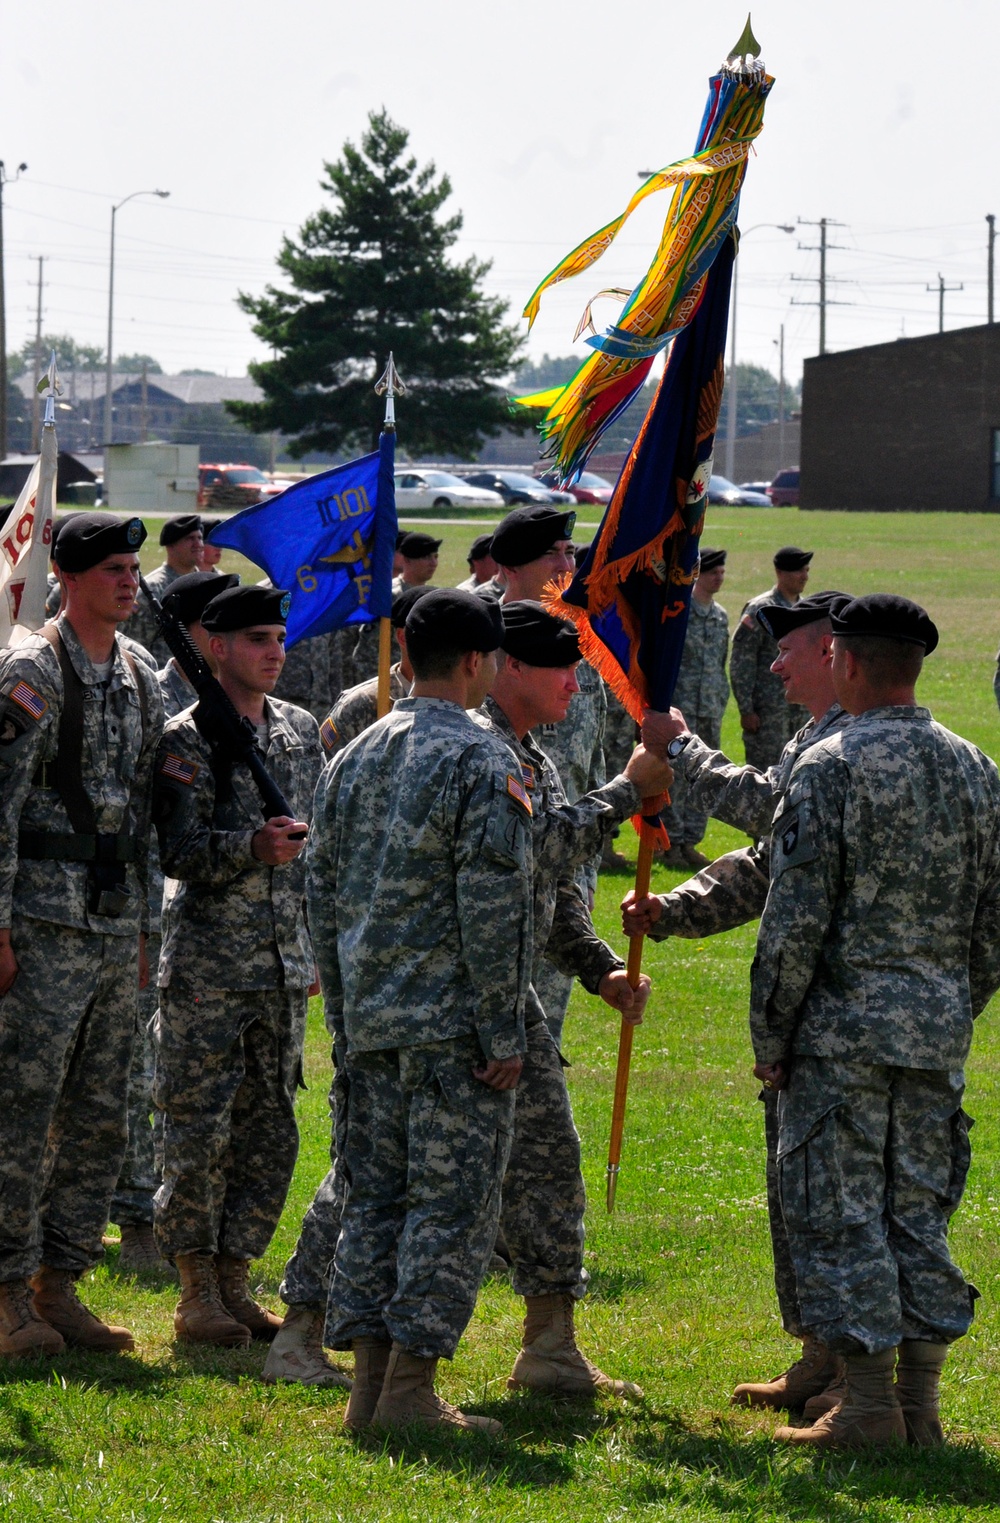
[681,845,711,869]
[215,1255,282,1341]
[0,1277,65,1358]
[895,1339,947,1448]
[343,1336,392,1431]
[372,1344,502,1434]
[29,1267,134,1352]
[174,1252,251,1347]
[262,1304,353,1389]
[775,1348,906,1448]
[118,1224,165,1274]
[507,1294,644,1399]
[802,1364,848,1422]
[731,1334,845,1410]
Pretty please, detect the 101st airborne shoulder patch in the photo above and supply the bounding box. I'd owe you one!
[160,753,199,786]
[774,801,817,872]
[507,774,532,815]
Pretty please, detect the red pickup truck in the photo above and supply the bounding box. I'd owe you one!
[197,464,287,509]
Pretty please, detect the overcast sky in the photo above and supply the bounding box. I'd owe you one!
[3,0,997,394]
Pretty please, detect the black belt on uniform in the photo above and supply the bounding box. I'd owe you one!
[17,830,136,865]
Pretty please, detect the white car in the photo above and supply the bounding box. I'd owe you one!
[393,469,505,511]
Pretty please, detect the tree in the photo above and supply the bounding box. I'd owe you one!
[511,353,582,393]
[114,353,163,374]
[7,333,104,379]
[229,110,526,458]
[721,362,802,437]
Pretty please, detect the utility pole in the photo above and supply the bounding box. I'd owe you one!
[987,214,996,325]
[140,361,148,443]
[30,255,44,452]
[776,323,786,469]
[927,272,963,334]
[791,217,848,354]
[0,160,28,460]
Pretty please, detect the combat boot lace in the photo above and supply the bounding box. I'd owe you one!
[775,1348,906,1448]
[29,1267,134,1353]
[0,1277,65,1358]
[118,1224,167,1275]
[174,1252,251,1347]
[262,1303,353,1389]
[215,1255,283,1341]
[894,1339,947,1448]
[372,1345,502,1434]
[507,1293,644,1399]
[343,1336,392,1430]
[731,1333,844,1410]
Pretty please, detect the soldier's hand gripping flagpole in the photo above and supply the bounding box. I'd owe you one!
[374,354,405,719]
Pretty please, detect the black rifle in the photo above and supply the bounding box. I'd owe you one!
[140,575,306,838]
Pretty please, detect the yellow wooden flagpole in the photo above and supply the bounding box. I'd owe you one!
[375,615,393,718]
[606,814,656,1212]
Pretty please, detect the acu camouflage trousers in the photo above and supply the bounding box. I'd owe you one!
[327,1033,515,1359]
[0,917,137,1280]
[777,1055,977,1355]
[111,932,162,1229]
[152,981,307,1261]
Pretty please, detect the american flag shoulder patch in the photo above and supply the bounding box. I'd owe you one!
[8,681,47,720]
[160,753,199,786]
[507,774,532,815]
[319,717,338,753]
[520,762,536,792]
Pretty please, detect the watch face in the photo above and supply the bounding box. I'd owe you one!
[667,735,688,757]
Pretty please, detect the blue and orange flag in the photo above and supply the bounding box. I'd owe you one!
[207,429,397,650]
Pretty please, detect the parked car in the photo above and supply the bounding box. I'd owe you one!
[539,468,613,506]
[769,468,800,506]
[198,463,287,509]
[393,469,505,511]
[464,470,575,507]
[706,474,771,507]
[739,480,772,497]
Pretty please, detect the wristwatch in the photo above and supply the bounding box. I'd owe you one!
[665,733,694,759]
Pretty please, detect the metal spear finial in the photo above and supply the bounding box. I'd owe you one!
[375,352,407,431]
[38,348,61,428]
[728,14,761,62]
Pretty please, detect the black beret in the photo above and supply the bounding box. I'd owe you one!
[201,584,290,631]
[391,584,434,628]
[698,547,727,572]
[830,594,939,654]
[159,513,204,547]
[50,512,84,561]
[161,571,240,625]
[773,545,813,571]
[398,531,442,558]
[395,531,407,550]
[467,533,495,563]
[500,600,582,667]
[573,543,590,568]
[491,505,577,567]
[54,512,147,572]
[405,587,503,655]
[198,515,224,534]
[756,589,852,641]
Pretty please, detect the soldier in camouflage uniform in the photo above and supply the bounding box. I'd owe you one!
[630,592,852,1416]
[0,512,164,1356]
[490,504,607,1048]
[272,630,343,722]
[126,514,205,662]
[730,546,812,770]
[456,532,498,593]
[755,595,1000,1450]
[110,572,240,1274]
[313,589,532,1435]
[662,547,730,868]
[476,601,671,1398]
[152,584,323,1349]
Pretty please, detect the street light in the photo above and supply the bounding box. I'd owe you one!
[724,222,794,481]
[0,160,28,461]
[104,188,170,446]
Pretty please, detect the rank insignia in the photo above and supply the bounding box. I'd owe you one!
[507,774,532,814]
[160,753,199,786]
[8,682,47,720]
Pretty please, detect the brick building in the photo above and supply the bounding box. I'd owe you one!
[801,323,1000,512]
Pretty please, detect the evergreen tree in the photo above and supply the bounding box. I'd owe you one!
[229,110,526,458]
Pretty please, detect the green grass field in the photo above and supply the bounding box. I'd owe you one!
[5,509,1000,1519]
